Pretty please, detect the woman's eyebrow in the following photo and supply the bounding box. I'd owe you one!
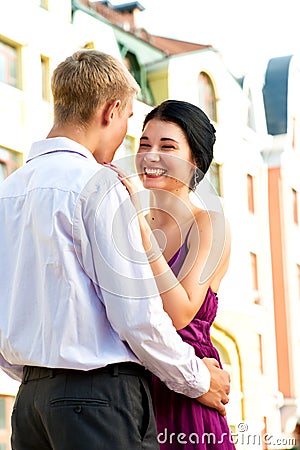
[139,136,179,143]
[160,137,179,143]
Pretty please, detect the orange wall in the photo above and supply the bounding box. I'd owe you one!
[268,167,292,398]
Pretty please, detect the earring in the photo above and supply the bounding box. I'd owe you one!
[193,168,203,190]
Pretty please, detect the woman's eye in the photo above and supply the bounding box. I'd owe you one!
[138,144,151,150]
[161,145,175,150]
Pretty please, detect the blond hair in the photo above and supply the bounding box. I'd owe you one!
[51,50,139,126]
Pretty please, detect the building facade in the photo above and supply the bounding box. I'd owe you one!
[0,1,299,448]
[262,54,300,438]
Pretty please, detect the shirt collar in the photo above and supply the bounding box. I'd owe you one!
[26,137,97,163]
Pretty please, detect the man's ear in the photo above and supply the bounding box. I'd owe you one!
[103,99,121,125]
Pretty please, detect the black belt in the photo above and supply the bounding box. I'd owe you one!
[22,362,145,384]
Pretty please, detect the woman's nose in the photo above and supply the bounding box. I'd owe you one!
[144,150,161,162]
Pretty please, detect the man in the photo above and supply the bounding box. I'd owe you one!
[0,50,230,450]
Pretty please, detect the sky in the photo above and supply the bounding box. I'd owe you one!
[104,0,300,76]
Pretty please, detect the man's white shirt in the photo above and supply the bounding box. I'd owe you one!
[0,137,210,397]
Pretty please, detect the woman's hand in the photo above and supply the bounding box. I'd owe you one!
[102,162,142,214]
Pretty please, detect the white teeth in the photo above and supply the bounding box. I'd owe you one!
[144,168,166,176]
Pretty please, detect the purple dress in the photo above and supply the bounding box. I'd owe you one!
[151,232,235,450]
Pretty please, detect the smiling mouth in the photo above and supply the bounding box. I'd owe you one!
[144,167,167,177]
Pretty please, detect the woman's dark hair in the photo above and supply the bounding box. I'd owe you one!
[143,100,216,189]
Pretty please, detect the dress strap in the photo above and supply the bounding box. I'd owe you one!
[184,223,194,247]
[168,223,194,267]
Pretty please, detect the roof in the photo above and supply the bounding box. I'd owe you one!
[113,2,145,12]
[79,0,212,56]
[92,1,144,12]
[79,0,212,55]
[146,35,211,56]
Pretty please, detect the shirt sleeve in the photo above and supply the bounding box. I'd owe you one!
[73,167,210,397]
[0,353,23,381]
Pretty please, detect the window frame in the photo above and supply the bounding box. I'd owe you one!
[0,38,20,89]
[250,251,260,304]
[40,0,49,9]
[208,160,222,197]
[247,173,255,214]
[118,43,154,105]
[292,188,299,224]
[40,55,50,102]
[198,71,217,123]
[0,147,22,181]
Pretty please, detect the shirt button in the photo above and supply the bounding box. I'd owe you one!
[73,405,82,413]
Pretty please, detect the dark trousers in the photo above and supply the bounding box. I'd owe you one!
[11,363,159,450]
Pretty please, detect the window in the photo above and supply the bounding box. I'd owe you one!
[0,162,6,182]
[262,416,268,450]
[250,252,258,291]
[211,325,244,427]
[292,116,298,150]
[198,72,217,122]
[258,333,264,373]
[41,55,50,101]
[292,188,298,224]
[209,161,222,196]
[123,51,141,87]
[0,39,18,88]
[250,252,261,303]
[247,174,255,213]
[0,147,22,181]
[119,44,154,105]
[83,42,95,50]
[40,0,49,9]
[247,90,256,131]
[297,264,300,300]
[114,135,137,175]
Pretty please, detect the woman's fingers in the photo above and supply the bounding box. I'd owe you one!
[102,162,137,196]
[102,162,125,177]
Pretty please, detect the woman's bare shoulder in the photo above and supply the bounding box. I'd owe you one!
[191,208,230,237]
[188,208,231,268]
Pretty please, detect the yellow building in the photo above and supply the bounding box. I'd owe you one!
[1,1,299,449]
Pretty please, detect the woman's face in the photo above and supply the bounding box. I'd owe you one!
[136,119,196,192]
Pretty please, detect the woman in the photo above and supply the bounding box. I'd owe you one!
[107,100,234,449]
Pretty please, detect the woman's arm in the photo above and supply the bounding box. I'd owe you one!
[139,209,231,330]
